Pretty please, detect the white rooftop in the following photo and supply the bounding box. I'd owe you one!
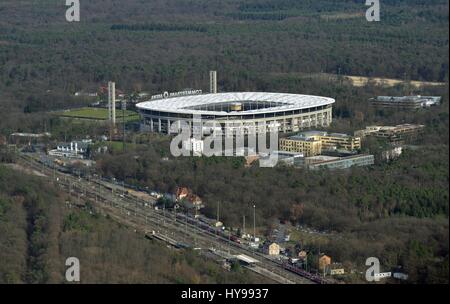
[234,254,260,264]
[136,92,335,116]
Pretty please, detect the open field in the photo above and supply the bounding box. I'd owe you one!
[57,107,140,122]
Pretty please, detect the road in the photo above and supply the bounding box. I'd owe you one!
[17,153,317,284]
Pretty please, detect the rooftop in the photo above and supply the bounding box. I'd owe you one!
[286,131,354,141]
[136,92,335,116]
[234,254,259,264]
[373,95,442,104]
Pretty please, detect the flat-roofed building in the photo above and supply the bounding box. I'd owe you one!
[259,151,304,167]
[279,131,361,156]
[369,95,442,110]
[307,154,375,170]
[355,124,425,145]
[280,135,322,157]
[48,140,91,159]
[320,133,361,151]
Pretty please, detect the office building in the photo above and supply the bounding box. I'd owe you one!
[369,95,442,110]
[280,131,361,156]
[355,124,425,145]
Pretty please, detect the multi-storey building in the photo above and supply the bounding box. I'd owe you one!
[369,95,441,110]
[279,131,361,156]
[355,124,425,145]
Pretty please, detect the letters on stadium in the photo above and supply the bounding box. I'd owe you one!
[151,90,203,100]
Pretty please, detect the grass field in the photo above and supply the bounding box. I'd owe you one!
[58,107,140,122]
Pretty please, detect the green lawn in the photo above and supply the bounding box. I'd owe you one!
[58,107,140,122]
[90,141,145,154]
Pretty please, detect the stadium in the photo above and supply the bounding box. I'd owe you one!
[136,92,335,135]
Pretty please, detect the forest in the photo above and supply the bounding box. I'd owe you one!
[92,100,449,283]
[0,165,268,283]
[0,0,448,135]
[0,0,448,284]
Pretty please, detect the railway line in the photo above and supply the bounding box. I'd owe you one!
[16,153,324,284]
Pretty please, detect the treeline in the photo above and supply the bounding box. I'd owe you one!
[0,165,268,283]
[239,0,448,13]
[111,23,208,33]
[226,12,290,21]
[94,139,449,283]
[0,0,447,100]
[0,166,62,283]
[238,0,356,13]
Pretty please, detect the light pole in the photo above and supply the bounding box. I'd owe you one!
[253,204,256,241]
[217,201,220,237]
[122,99,126,152]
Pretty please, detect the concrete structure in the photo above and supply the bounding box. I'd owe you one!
[209,71,218,94]
[280,131,361,156]
[280,134,322,157]
[137,92,335,135]
[10,132,51,145]
[10,132,51,139]
[259,151,304,167]
[234,254,259,266]
[355,124,425,145]
[306,154,375,170]
[108,81,116,125]
[320,132,361,151]
[305,155,339,165]
[48,140,91,159]
[370,95,442,110]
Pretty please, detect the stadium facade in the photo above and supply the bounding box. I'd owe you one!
[136,92,335,135]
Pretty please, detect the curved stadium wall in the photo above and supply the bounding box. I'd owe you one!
[136,92,335,135]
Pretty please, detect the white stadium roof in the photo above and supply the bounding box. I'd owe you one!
[136,92,335,116]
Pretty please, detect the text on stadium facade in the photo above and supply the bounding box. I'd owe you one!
[151,89,203,100]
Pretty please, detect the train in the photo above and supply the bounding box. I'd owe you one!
[174,212,242,245]
[282,262,329,284]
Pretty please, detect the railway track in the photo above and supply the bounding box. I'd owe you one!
[16,153,320,284]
